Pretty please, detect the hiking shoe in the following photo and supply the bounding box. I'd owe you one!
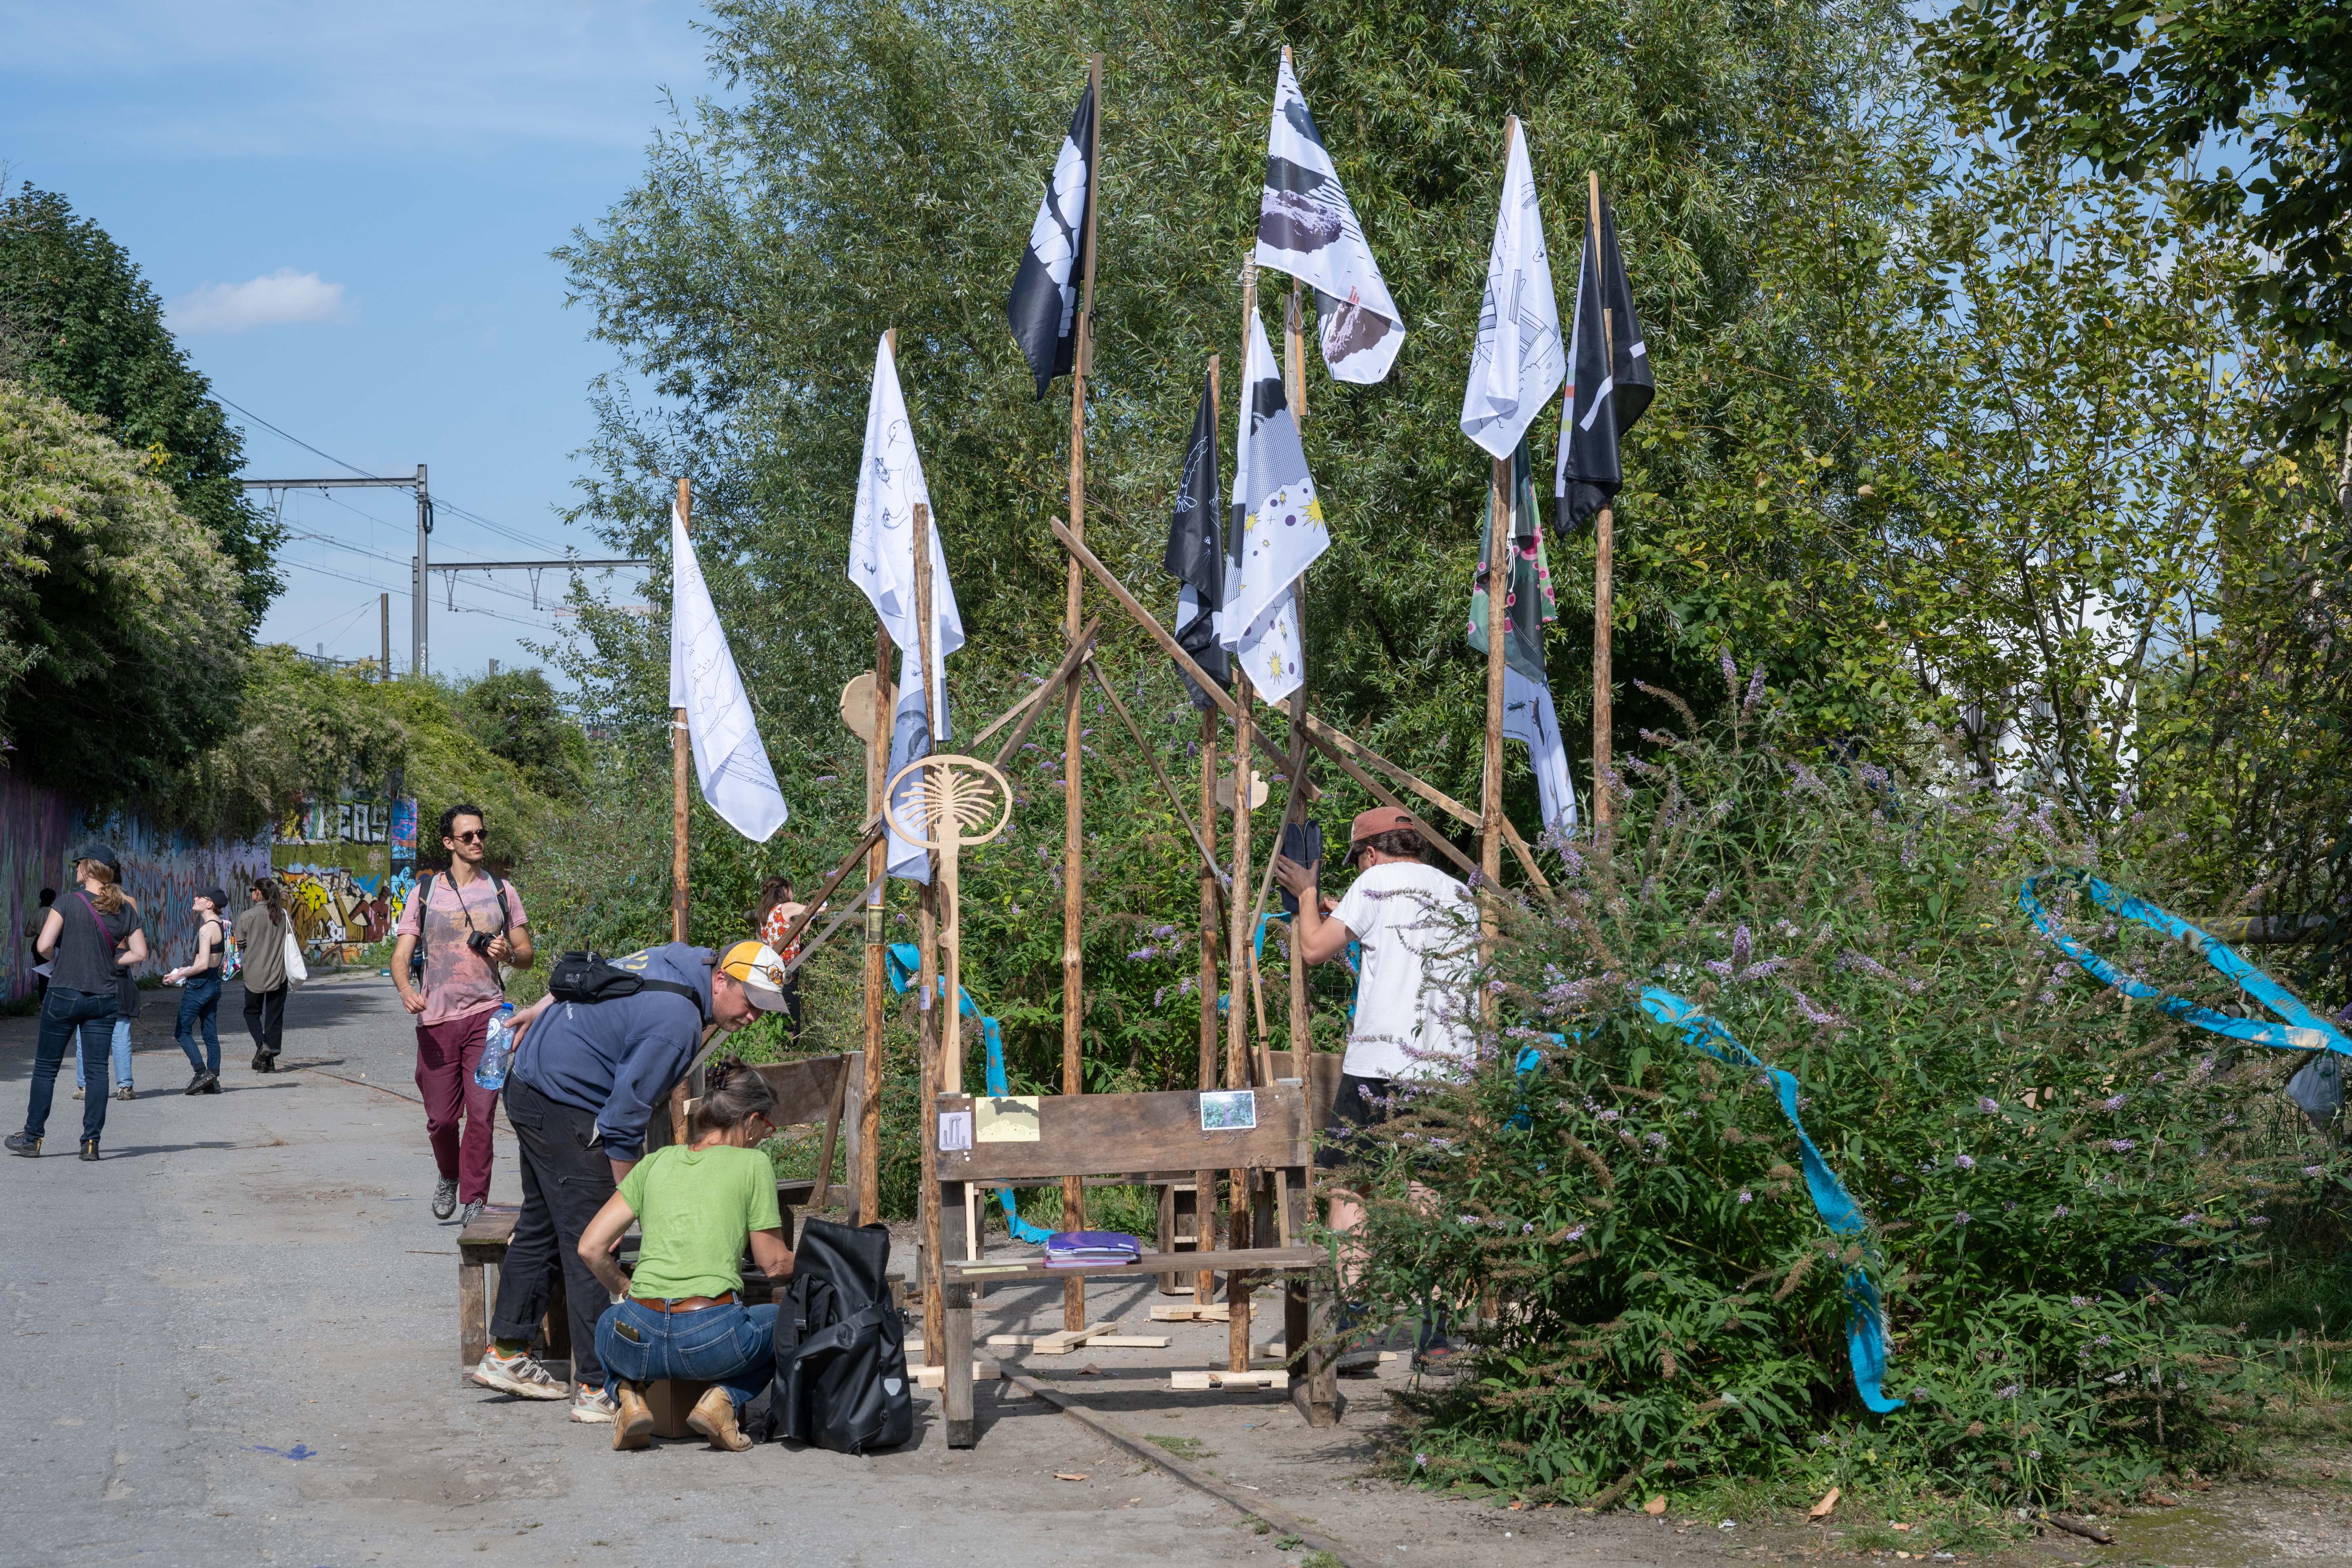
[611,1382,654,1451]
[432,1178,459,1220]
[686,1385,751,1451]
[114,1085,134,1101]
[457,1199,486,1229]
[467,1348,568,1401]
[4,1132,39,1158]
[569,1385,618,1425]
[79,1138,100,1161]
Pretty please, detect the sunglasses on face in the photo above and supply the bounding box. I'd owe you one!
[451,829,486,843]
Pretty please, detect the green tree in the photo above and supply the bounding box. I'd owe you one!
[173,645,409,840]
[1919,0,2352,445]
[0,184,283,619]
[0,379,251,798]
[455,665,591,799]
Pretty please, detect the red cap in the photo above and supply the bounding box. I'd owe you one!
[1345,806,1422,865]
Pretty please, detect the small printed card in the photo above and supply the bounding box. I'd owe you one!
[937,1109,974,1152]
[976,1095,1041,1143]
[1199,1089,1257,1132]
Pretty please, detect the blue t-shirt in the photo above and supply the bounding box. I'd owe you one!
[510,943,712,1160]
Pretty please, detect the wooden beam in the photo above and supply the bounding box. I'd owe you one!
[1085,656,1228,901]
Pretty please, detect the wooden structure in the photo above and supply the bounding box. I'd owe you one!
[454,1051,863,1370]
[932,1083,1337,1447]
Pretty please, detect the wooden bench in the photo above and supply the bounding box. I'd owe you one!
[933,1082,1337,1447]
[456,1051,862,1370]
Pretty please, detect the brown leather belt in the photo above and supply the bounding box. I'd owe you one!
[634,1290,739,1313]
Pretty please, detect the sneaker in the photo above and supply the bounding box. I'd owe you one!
[432,1177,459,1220]
[4,1132,39,1158]
[79,1137,100,1162]
[457,1199,486,1229]
[184,1072,209,1096]
[200,1074,222,1095]
[251,1052,268,1072]
[612,1381,654,1451]
[71,1087,84,1100]
[569,1385,618,1425]
[467,1348,569,1401]
[685,1385,750,1451]
[114,1085,134,1102]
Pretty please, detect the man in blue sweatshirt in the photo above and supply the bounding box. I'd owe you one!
[467,939,790,1420]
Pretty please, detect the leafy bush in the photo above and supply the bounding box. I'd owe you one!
[1347,676,2332,1508]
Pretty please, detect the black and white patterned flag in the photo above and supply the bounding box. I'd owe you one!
[1164,369,1231,708]
[1251,51,1405,385]
[1555,187,1653,521]
[1005,83,1096,400]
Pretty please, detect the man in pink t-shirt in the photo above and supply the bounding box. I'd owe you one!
[392,804,535,1226]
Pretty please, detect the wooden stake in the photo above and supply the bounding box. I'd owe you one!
[1477,127,1518,1027]
[1226,261,1259,1376]
[914,500,945,1365]
[1589,169,1615,833]
[1195,353,1222,1310]
[1280,284,1313,1076]
[860,621,889,1226]
[669,473,694,1148]
[1058,50,1105,1333]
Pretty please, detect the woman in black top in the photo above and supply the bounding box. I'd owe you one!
[8,847,148,1160]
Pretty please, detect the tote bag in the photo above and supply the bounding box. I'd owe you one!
[282,920,309,991]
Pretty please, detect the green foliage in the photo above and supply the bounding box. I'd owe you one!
[380,675,572,870]
[1347,685,2322,1506]
[455,666,591,800]
[0,378,250,799]
[0,184,283,617]
[1918,0,2352,442]
[172,645,408,840]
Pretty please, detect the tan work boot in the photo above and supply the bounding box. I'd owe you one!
[611,1381,654,1451]
[685,1385,751,1451]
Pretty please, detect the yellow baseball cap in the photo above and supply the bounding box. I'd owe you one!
[717,939,791,1011]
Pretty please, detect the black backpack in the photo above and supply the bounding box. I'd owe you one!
[760,1217,911,1453]
[545,950,706,1019]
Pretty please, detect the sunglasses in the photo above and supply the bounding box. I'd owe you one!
[451,829,486,843]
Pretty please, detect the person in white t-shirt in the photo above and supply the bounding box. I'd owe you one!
[1274,806,1476,1362]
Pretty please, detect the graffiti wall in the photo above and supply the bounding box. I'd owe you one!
[1,769,272,1001]
[271,792,418,962]
[274,861,416,963]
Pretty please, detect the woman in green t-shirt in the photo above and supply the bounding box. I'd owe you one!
[578,1058,795,1451]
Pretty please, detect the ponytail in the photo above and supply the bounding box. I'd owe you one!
[76,859,126,916]
[253,877,286,929]
[693,1057,777,1137]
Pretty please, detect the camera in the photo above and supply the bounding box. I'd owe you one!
[467,930,497,957]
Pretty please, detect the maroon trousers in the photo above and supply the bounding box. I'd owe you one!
[414,1009,500,1205]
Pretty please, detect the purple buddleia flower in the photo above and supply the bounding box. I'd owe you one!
[1978,1096,2000,1114]
[2053,1205,2069,1218]
[1955,1154,1976,1171]
[1743,664,1767,715]
[1995,1384,2018,1398]
[2101,1094,2127,1111]
[1731,924,1753,969]
[1790,989,1845,1027]
[1721,646,1739,689]
[1955,1211,1971,1226]
[2106,1139,2135,1153]
[1737,1190,1753,1205]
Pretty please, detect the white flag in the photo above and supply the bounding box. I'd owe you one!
[668,503,788,843]
[847,333,964,882]
[1219,307,1326,705]
[1251,52,1404,385]
[1502,665,1578,837]
[1459,124,1564,459]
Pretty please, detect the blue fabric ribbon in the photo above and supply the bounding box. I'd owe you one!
[2018,868,2351,1056]
[1638,987,1904,1413]
[885,943,1053,1243]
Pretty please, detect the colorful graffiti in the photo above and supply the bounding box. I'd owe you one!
[1,769,272,1000]
[275,862,418,963]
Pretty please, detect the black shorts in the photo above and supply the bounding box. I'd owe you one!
[1317,1072,1399,1171]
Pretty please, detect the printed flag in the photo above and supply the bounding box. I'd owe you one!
[1220,307,1327,705]
[846,334,964,881]
[1163,369,1231,708]
[1459,124,1564,459]
[1251,52,1404,385]
[1004,83,1096,400]
[1504,665,1578,837]
[669,502,790,843]
[1467,439,1576,836]
[1555,186,1653,520]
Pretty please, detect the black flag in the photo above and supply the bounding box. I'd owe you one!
[1005,84,1096,400]
[1554,189,1653,522]
[1164,370,1230,708]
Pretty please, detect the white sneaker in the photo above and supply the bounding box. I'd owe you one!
[569,1385,618,1424]
[467,1348,568,1400]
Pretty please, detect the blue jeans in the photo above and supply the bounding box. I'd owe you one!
[76,1016,135,1091]
[24,986,118,1143]
[596,1297,777,1412]
[176,974,224,1075]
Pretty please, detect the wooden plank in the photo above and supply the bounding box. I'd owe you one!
[1262,1051,1344,1131]
[1150,1301,1231,1322]
[984,1324,1172,1350]
[933,1086,1310,1184]
[1170,1369,1286,1390]
[944,1246,1315,1285]
[458,1254,488,1367]
[752,1055,850,1132]
[912,1360,1001,1388]
[1029,1320,1116,1354]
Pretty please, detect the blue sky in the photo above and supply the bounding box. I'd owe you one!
[2,0,714,681]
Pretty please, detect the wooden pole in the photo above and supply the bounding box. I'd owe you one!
[1589,169,1615,835]
[860,622,890,1226]
[1056,50,1105,1333]
[914,500,945,1364]
[672,474,693,945]
[1477,123,1519,1032]
[1226,262,1259,1376]
[1281,282,1312,1070]
[1195,353,1222,1310]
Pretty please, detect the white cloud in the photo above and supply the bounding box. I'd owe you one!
[166,268,351,334]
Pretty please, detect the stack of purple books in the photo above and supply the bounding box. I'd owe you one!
[1043,1230,1142,1269]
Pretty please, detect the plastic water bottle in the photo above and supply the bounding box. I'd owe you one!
[472,1002,519,1091]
